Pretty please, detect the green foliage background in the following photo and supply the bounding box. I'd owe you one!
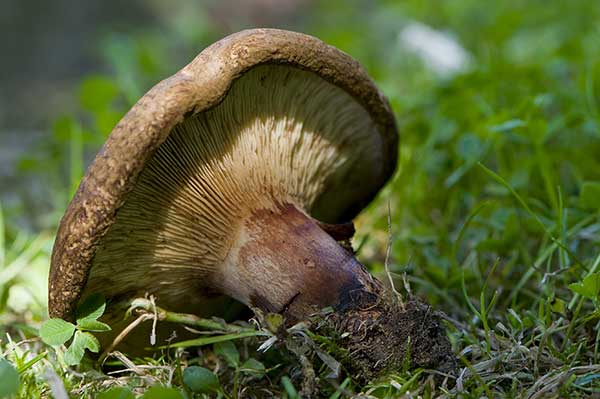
[1,0,600,397]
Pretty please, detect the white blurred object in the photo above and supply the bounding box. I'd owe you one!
[399,22,471,76]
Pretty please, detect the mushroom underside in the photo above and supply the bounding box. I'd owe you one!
[82,64,385,317]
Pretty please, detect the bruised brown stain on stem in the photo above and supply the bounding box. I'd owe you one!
[229,202,380,323]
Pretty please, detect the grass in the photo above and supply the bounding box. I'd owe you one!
[2,0,600,397]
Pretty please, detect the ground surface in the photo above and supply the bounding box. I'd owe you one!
[1,0,600,398]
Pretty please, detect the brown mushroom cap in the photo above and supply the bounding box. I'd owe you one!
[48,28,398,321]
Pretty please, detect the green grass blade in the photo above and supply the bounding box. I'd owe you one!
[156,331,266,349]
[478,162,583,267]
[17,351,47,373]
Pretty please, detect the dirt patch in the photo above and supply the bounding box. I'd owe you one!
[316,295,457,381]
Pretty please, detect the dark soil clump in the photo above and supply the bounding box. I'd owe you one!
[317,295,457,381]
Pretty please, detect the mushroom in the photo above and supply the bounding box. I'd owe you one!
[48,29,398,345]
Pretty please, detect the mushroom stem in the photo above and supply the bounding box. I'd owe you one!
[219,203,382,322]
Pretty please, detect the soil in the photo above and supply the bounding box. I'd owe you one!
[317,294,457,382]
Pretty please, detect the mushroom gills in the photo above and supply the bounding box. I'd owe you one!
[83,64,384,317]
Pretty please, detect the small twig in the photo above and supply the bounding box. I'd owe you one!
[106,351,172,378]
[105,351,164,386]
[129,298,241,332]
[384,201,405,308]
[99,313,153,364]
[108,351,145,376]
